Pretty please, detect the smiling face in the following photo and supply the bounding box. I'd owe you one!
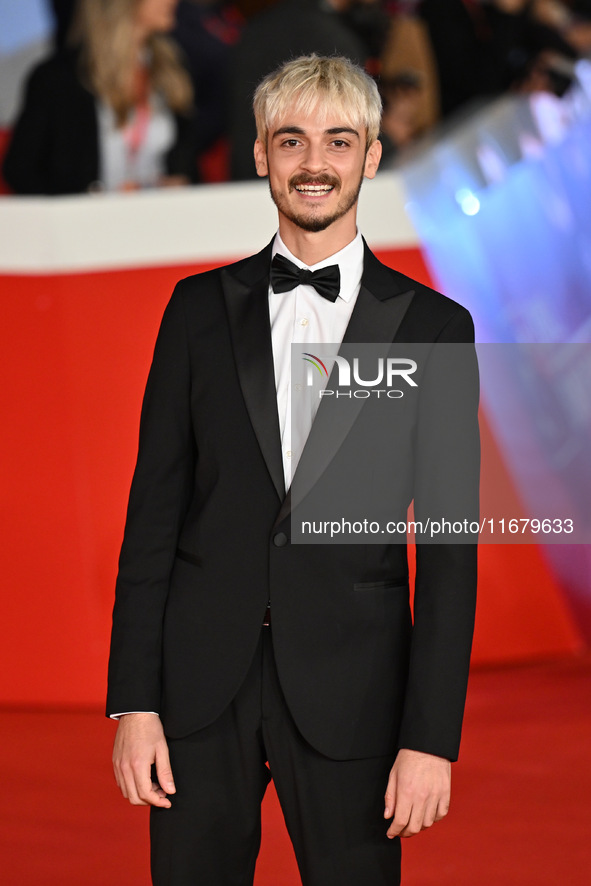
[254,104,382,238]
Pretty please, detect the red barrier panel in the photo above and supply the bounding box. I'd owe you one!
[0,250,582,706]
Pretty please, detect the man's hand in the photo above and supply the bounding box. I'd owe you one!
[112,713,176,808]
[384,748,451,838]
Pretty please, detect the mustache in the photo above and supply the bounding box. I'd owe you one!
[289,173,340,190]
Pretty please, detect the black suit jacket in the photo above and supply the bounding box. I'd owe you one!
[107,242,479,762]
[3,51,196,196]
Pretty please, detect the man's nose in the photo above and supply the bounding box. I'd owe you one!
[300,142,326,173]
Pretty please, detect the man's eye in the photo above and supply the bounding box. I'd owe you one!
[331,140,349,148]
[283,139,301,147]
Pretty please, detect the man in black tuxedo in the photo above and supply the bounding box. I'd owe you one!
[108,54,478,886]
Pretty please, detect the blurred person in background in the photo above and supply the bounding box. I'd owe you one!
[529,0,591,52]
[49,0,78,49]
[418,0,580,118]
[172,0,244,181]
[379,71,425,162]
[4,0,196,195]
[488,0,585,97]
[379,8,441,135]
[228,0,368,180]
[336,0,392,63]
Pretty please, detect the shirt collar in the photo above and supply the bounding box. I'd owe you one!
[271,230,364,304]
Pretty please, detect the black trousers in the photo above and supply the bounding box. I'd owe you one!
[150,627,401,885]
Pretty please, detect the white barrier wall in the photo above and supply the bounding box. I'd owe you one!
[0,172,419,273]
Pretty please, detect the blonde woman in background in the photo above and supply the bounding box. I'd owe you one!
[3,0,195,195]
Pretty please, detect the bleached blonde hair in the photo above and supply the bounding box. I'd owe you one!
[253,55,382,149]
[72,0,193,127]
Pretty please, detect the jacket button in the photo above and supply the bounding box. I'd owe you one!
[273,532,288,547]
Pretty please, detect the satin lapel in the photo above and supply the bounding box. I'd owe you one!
[221,246,285,501]
[275,245,415,526]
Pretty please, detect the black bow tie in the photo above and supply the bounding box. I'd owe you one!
[270,254,341,302]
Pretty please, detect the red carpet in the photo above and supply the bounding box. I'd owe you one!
[2,655,590,885]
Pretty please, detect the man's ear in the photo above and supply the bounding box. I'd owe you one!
[364,139,382,180]
[254,139,268,177]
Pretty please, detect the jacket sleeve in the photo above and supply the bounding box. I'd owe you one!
[106,281,196,716]
[397,305,480,761]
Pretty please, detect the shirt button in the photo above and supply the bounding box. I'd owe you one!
[273,532,288,547]
[286,450,292,458]
[294,383,302,392]
[300,318,309,327]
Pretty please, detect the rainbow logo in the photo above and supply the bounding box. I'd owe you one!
[302,352,329,379]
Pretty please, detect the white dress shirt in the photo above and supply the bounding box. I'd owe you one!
[269,230,364,490]
[111,230,364,719]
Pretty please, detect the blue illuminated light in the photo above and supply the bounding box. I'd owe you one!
[455,188,481,216]
[400,95,591,636]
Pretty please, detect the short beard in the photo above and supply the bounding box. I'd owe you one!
[269,170,364,233]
